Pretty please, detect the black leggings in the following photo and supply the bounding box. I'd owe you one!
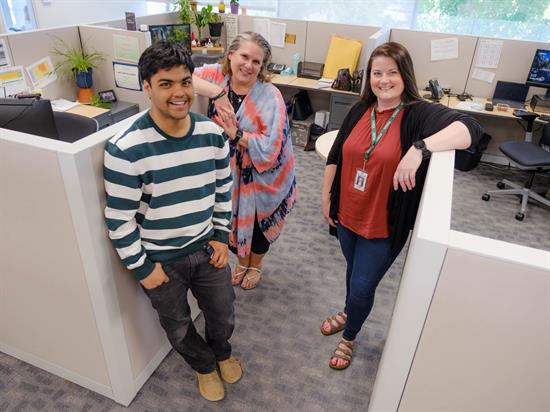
[229,217,270,256]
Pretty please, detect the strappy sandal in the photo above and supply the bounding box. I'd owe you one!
[231,264,248,286]
[241,266,261,290]
[329,339,353,370]
[320,312,347,336]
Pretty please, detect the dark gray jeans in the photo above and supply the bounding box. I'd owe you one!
[143,244,235,374]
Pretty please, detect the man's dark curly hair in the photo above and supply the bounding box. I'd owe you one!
[138,41,195,84]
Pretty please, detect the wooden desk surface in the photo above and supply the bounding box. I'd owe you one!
[271,75,359,96]
[66,105,109,118]
[443,96,520,119]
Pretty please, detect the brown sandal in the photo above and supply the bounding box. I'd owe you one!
[231,264,248,286]
[329,339,353,370]
[241,266,261,290]
[320,312,347,336]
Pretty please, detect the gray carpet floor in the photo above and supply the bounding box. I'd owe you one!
[1,150,548,411]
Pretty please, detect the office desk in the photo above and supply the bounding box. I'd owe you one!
[271,74,359,130]
[66,101,139,129]
[315,129,338,161]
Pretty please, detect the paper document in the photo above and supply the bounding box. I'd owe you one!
[455,101,483,111]
[475,39,503,69]
[471,68,495,84]
[51,98,80,112]
[0,66,28,96]
[431,38,459,61]
[26,56,57,89]
[253,18,269,41]
[270,22,286,48]
[317,77,333,88]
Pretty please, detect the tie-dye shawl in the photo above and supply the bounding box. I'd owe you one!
[194,64,297,257]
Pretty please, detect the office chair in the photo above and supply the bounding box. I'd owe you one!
[53,111,99,143]
[482,116,550,221]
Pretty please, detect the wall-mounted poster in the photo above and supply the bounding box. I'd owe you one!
[26,56,57,88]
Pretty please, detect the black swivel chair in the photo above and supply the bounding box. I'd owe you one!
[53,111,99,143]
[482,113,550,221]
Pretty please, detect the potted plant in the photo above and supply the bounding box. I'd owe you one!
[193,4,213,43]
[230,0,239,14]
[51,38,104,103]
[208,11,223,38]
[173,0,192,24]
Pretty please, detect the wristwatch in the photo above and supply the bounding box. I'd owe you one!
[232,128,243,145]
[413,139,431,160]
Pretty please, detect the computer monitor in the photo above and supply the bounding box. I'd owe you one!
[526,49,550,98]
[149,24,191,53]
[0,98,59,139]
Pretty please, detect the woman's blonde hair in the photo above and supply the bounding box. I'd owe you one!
[220,31,272,82]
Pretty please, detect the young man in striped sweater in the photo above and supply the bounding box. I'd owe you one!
[103,42,240,402]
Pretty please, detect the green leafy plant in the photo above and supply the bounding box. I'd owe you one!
[193,4,214,41]
[90,95,112,109]
[50,38,104,80]
[209,11,222,24]
[173,0,192,24]
[167,26,190,43]
[230,0,238,4]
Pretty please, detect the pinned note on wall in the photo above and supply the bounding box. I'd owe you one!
[431,38,459,61]
[285,33,296,44]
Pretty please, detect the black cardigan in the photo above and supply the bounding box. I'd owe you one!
[327,100,483,261]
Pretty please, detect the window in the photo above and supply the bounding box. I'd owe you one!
[0,0,37,32]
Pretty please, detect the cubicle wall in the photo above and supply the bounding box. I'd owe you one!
[368,150,550,412]
[79,25,150,110]
[390,29,477,95]
[2,26,81,100]
[466,36,550,100]
[94,11,179,30]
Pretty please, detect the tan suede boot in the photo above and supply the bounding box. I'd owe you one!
[196,370,224,401]
[218,356,243,384]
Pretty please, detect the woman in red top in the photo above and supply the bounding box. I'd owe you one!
[320,42,482,369]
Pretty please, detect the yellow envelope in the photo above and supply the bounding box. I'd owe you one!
[323,34,363,80]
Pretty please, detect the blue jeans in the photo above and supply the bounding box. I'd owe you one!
[337,224,393,341]
[142,244,235,374]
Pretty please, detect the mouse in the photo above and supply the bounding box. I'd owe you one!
[485,102,493,111]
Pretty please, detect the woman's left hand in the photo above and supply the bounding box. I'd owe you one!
[393,145,422,191]
[213,112,238,140]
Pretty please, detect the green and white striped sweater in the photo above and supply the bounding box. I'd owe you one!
[104,111,232,280]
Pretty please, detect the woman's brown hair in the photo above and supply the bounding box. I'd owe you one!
[361,42,422,107]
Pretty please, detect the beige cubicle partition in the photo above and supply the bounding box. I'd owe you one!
[94,11,179,30]
[0,116,202,406]
[3,26,81,101]
[305,21,380,77]
[390,29,477,95]
[367,150,550,412]
[238,16,308,69]
[466,36,550,100]
[79,25,151,111]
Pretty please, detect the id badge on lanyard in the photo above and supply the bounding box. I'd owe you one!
[353,103,403,193]
[354,168,368,192]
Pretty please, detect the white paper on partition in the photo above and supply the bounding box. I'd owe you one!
[26,56,57,89]
[114,35,140,63]
[471,68,495,83]
[431,38,459,61]
[475,39,503,69]
[223,14,238,49]
[0,38,11,67]
[113,62,141,91]
[270,22,286,48]
[0,66,29,95]
[253,18,270,42]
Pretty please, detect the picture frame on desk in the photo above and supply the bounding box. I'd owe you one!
[99,89,117,103]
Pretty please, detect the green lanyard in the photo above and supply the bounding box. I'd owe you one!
[365,102,403,162]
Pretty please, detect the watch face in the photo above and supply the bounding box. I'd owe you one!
[414,140,425,150]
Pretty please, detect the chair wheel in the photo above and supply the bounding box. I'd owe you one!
[497,181,506,189]
[482,193,490,201]
[515,212,525,221]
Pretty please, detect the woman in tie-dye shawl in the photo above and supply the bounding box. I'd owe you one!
[194,32,297,290]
